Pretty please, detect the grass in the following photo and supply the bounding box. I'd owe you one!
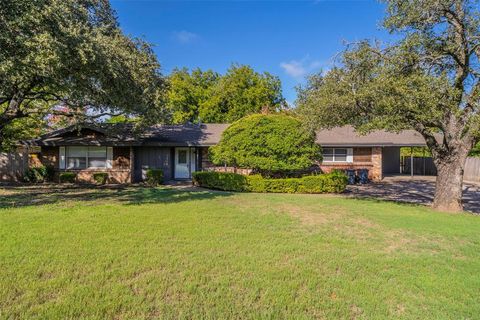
[0,185,479,319]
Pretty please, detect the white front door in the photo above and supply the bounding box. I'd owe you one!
[175,148,190,179]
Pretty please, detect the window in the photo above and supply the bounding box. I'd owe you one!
[66,146,107,169]
[323,148,352,163]
[178,150,187,164]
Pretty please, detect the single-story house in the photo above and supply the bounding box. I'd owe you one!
[22,123,431,183]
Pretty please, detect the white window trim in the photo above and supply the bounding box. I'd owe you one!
[59,147,66,169]
[106,147,113,169]
[323,148,353,163]
[65,146,110,170]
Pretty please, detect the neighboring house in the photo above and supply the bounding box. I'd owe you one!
[21,124,430,183]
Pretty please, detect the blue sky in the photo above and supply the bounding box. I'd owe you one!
[112,0,390,104]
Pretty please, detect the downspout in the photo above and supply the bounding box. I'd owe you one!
[410,147,414,179]
[129,146,134,183]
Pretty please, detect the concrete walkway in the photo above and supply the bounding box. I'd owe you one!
[346,175,480,214]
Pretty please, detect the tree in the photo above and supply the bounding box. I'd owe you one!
[209,114,322,176]
[166,65,286,124]
[470,143,480,157]
[166,68,219,124]
[200,65,286,123]
[297,0,480,212]
[0,0,167,149]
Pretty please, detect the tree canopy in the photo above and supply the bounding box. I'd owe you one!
[209,114,321,175]
[166,65,286,124]
[0,0,167,149]
[297,0,480,212]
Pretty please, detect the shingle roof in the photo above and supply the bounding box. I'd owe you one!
[23,123,435,147]
[23,123,229,147]
[138,123,229,146]
[314,126,435,147]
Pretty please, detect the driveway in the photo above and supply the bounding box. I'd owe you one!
[346,175,480,214]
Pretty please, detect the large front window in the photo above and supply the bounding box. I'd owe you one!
[66,146,107,169]
[323,148,349,162]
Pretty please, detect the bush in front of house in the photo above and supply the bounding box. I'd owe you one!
[59,172,77,183]
[209,114,322,177]
[192,171,248,191]
[93,172,108,185]
[192,171,347,194]
[23,165,55,183]
[146,169,163,186]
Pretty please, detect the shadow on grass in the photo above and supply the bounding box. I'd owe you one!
[345,180,480,214]
[0,184,232,209]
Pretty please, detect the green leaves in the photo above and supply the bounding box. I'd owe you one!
[0,0,167,148]
[209,114,322,175]
[166,65,286,124]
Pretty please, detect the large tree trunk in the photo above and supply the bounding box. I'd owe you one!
[432,154,468,212]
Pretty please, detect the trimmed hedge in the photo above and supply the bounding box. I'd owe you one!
[93,172,108,185]
[146,169,163,186]
[59,172,77,183]
[192,171,247,192]
[192,171,347,194]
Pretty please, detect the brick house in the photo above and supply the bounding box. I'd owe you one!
[21,124,430,183]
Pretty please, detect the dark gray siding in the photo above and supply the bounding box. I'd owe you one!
[134,147,173,182]
[382,147,401,174]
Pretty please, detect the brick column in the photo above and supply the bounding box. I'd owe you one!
[371,147,383,181]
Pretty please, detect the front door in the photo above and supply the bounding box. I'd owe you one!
[174,148,190,179]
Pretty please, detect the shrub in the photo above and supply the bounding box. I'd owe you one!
[209,114,322,176]
[192,171,247,192]
[59,172,77,183]
[23,166,54,183]
[45,165,55,181]
[193,171,347,194]
[93,172,108,185]
[146,169,163,186]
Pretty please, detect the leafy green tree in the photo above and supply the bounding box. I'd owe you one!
[200,65,286,123]
[0,0,167,149]
[1,116,46,151]
[209,114,321,176]
[166,65,286,124]
[470,143,480,157]
[167,68,219,124]
[297,0,480,212]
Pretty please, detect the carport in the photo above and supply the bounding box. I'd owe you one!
[315,126,441,181]
[382,146,437,177]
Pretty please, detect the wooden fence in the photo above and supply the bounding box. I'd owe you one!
[0,152,28,182]
[464,157,480,183]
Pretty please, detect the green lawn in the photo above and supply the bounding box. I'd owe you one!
[0,186,479,319]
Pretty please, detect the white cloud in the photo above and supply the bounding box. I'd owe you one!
[172,30,199,44]
[280,57,324,79]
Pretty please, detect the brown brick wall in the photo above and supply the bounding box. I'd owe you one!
[320,147,383,181]
[353,147,372,162]
[74,169,131,184]
[113,147,130,169]
[200,147,253,175]
[371,147,383,181]
[38,146,132,184]
[40,146,59,168]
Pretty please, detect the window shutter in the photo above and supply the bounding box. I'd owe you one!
[347,148,353,163]
[106,147,113,169]
[59,147,66,169]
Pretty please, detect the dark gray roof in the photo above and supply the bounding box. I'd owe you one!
[140,123,228,146]
[315,126,436,147]
[23,123,435,147]
[22,123,229,147]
